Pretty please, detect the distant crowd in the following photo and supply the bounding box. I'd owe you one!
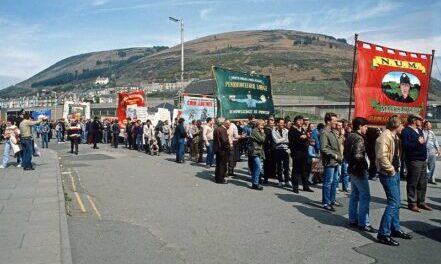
[1,112,439,246]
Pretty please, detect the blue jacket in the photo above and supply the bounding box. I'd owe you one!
[401,126,427,161]
[311,128,320,153]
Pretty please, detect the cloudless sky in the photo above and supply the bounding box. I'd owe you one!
[0,0,440,88]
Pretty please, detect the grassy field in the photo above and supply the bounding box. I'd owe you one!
[273,80,350,101]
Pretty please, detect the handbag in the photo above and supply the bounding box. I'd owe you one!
[11,141,21,154]
[311,158,324,173]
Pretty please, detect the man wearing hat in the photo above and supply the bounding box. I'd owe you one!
[401,114,431,212]
[392,73,414,103]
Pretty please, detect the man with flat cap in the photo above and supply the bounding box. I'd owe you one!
[392,73,414,103]
[401,114,432,212]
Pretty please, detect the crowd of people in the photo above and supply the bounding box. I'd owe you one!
[1,111,439,246]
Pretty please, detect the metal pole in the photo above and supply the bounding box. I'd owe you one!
[180,20,184,108]
[426,49,436,115]
[348,33,358,121]
[211,66,216,117]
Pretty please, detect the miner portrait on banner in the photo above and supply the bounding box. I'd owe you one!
[390,73,415,103]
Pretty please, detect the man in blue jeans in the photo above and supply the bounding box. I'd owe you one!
[344,117,376,233]
[39,118,50,148]
[174,118,187,163]
[320,112,342,211]
[19,113,41,171]
[203,117,215,167]
[375,115,412,246]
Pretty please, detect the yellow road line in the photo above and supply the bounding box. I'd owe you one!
[86,194,102,220]
[74,192,87,213]
[69,173,77,192]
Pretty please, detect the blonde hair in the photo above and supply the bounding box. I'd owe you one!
[256,119,265,127]
[386,115,401,130]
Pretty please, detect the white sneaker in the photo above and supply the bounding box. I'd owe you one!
[278,182,284,187]
[16,164,22,168]
[286,181,293,187]
[0,165,5,169]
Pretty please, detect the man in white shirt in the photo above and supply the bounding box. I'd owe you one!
[423,121,440,184]
[203,117,215,167]
[225,120,241,176]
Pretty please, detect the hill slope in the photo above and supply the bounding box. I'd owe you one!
[2,30,440,101]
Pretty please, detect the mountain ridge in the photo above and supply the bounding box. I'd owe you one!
[1,29,440,101]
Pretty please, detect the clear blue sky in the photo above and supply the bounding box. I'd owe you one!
[0,0,440,89]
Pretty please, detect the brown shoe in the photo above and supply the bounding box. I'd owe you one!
[408,204,421,213]
[418,203,433,211]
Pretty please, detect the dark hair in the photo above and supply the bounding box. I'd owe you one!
[248,114,255,121]
[178,118,185,124]
[294,115,304,122]
[317,123,325,130]
[23,112,30,119]
[352,117,368,131]
[206,117,212,123]
[324,112,337,124]
[284,116,291,122]
[424,120,430,127]
[277,118,284,124]
[407,114,420,124]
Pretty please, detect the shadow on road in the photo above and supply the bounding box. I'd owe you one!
[275,193,378,243]
[401,220,441,243]
[194,170,253,189]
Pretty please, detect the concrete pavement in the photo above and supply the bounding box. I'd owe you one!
[53,142,441,264]
[0,145,72,264]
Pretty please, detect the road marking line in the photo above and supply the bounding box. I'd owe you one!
[86,194,102,220]
[69,173,77,192]
[74,192,87,213]
[61,171,71,175]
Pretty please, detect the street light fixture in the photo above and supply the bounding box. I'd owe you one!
[169,16,184,108]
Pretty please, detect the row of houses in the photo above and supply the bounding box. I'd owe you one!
[0,80,191,109]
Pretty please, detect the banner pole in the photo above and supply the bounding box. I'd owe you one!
[348,33,358,122]
[211,65,217,118]
[426,50,436,111]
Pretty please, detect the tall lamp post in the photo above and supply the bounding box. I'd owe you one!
[169,16,184,108]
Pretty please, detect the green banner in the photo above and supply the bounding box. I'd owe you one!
[213,67,274,119]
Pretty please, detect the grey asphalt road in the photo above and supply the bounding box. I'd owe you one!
[50,140,441,264]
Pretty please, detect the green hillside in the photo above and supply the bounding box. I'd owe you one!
[1,30,440,101]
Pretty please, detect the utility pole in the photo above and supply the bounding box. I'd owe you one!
[169,16,184,108]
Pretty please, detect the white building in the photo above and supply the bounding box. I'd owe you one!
[95,76,109,85]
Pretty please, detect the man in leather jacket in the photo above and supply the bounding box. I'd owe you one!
[344,117,376,233]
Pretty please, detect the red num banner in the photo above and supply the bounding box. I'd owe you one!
[354,40,433,125]
[117,90,145,124]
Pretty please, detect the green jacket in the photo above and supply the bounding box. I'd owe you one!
[320,127,342,166]
[250,128,266,160]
